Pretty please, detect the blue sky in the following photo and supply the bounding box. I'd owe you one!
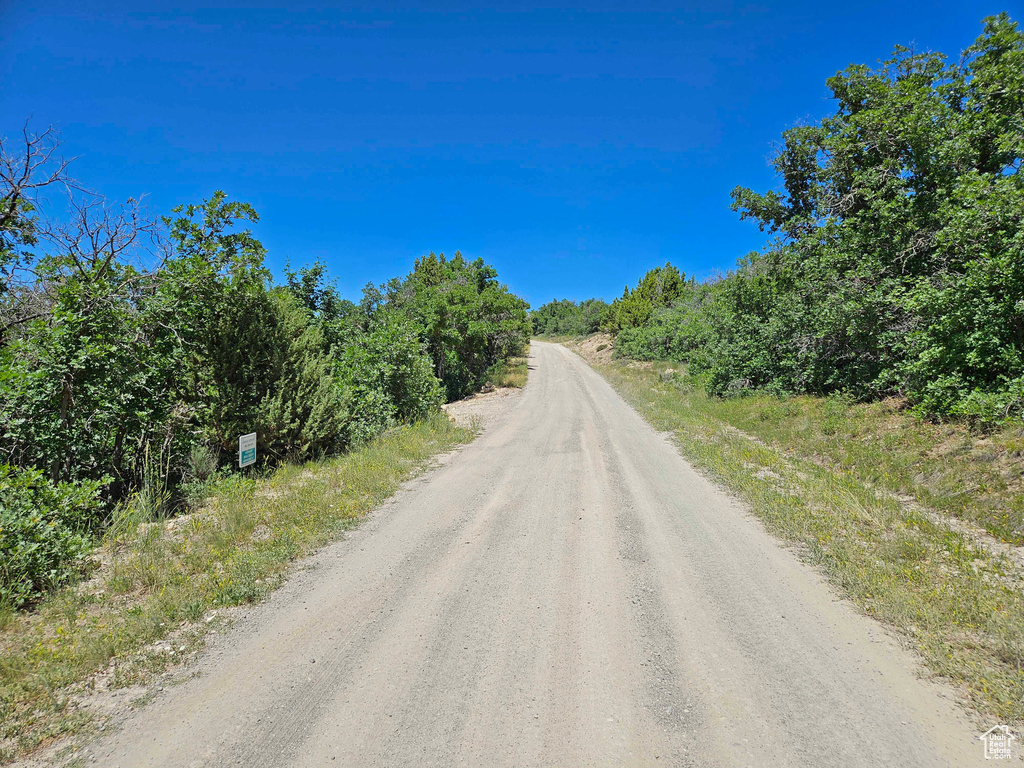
[0,1,1014,306]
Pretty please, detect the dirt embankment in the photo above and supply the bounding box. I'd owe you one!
[442,386,524,430]
[567,332,615,365]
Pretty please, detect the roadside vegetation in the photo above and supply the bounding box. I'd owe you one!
[484,356,529,389]
[0,126,531,613]
[530,298,609,338]
[533,14,1024,548]
[0,415,472,762]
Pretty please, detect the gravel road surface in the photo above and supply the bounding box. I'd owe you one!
[89,341,986,767]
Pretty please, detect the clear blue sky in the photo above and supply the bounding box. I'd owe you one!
[1,1,1014,306]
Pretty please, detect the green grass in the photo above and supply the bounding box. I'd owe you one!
[531,334,583,344]
[572,349,1024,725]
[685,387,1024,545]
[485,355,528,388]
[0,414,472,764]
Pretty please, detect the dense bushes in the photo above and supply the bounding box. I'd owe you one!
[379,251,532,400]
[531,298,610,336]
[614,301,708,363]
[0,466,103,608]
[338,311,444,444]
[718,14,1024,413]
[0,139,529,607]
[534,14,1024,424]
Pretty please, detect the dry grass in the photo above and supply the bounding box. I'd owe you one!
[531,334,584,345]
[0,415,472,764]
[571,347,1024,725]
[697,393,1024,546]
[485,356,528,389]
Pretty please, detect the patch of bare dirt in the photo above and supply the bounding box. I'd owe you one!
[442,386,524,431]
[568,333,614,365]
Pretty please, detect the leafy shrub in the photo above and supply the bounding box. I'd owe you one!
[531,298,610,336]
[614,299,709,363]
[339,312,444,443]
[344,388,397,446]
[257,291,349,460]
[0,465,103,608]
[375,252,531,400]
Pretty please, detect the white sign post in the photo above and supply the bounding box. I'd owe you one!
[238,432,257,468]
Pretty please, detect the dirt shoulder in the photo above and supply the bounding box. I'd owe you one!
[442,386,525,430]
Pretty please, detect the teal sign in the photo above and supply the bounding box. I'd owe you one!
[239,432,256,468]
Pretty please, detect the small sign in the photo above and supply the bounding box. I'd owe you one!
[239,432,256,468]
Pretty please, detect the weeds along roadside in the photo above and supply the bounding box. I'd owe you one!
[484,355,529,389]
[0,414,473,764]
[565,342,1024,726]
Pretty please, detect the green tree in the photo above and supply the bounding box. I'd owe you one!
[157,191,277,450]
[378,251,530,400]
[257,291,349,460]
[531,298,610,336]
[338,310,443,443]
[607,264,690,333]
[721,14,1024,415]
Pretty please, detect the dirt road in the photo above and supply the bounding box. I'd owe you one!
[89,341,986,767]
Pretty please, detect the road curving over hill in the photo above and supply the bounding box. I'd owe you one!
[89,341,985,767]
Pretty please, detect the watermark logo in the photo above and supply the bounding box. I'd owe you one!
[980,725,1017,760]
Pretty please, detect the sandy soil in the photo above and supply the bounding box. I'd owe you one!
[573,332,615,365]
[442,385,525,430]
[73,342,990,767]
